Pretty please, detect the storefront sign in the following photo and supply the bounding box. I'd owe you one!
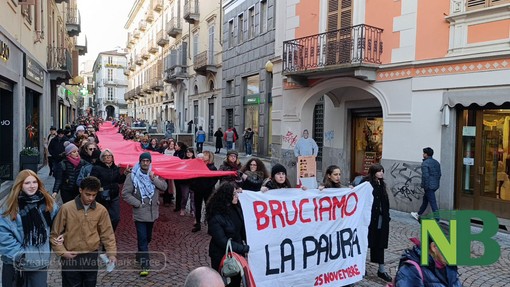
[462,126,476,136]
[0,39,9,62]
[24,54,44,87]
[244,93,264,105]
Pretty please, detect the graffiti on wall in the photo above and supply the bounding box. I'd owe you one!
[389,162,423,202]
[325,130,334,146]
[282,131,298,148]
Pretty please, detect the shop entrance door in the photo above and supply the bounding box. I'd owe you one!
[0,80,14,180]
[351,108,383,181]
[456,108,510,219]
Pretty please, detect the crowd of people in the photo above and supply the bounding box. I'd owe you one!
[0,116,461,287]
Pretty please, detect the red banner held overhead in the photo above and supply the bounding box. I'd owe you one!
[96,123,236,180]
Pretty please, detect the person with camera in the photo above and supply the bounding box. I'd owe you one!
[89,149,127,231]
[206,182,249,287]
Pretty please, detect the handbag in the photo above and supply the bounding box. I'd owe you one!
[221,238,244,278]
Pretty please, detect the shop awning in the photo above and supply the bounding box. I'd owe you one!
[442,88,510,109]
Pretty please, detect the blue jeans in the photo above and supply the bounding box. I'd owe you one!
[418,189,439,216]
[135,221,154,268]
[226,141,233,150]
[245,142,252,155]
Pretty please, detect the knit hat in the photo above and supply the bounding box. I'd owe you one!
[271,164,287,178]
[65,143,78,155]
[227,150,238,157]
[76,125,85,132]
[139,152,152,162]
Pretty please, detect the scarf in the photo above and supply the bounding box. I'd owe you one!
[67,155,81,168]
[18,191,51,247]
[131,163,155,204]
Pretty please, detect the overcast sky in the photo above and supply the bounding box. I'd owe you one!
[79,0,135,65]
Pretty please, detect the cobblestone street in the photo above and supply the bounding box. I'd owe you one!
[2,164,509,286]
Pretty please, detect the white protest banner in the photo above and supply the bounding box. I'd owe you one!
[238,182,373,287]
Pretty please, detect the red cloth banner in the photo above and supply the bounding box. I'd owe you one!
[96,123,236,180]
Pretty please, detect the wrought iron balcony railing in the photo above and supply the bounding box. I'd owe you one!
[157,30,169,47]
[282,24,383,74]
[66,7,81,37]
[167,18,182,38]
[193,50,217,75]
[47,46,72,78]
[183,0,199,24]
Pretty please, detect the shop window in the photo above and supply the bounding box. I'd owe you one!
[352,115,383,177]
[466,0,510,11]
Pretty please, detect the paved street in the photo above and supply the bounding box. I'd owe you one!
[1,160,509,286]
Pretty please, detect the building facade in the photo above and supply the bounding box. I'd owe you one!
[273,0,510,224]
[0,0,84,181]
[222,0,275,156]
[124,0,223,138]
[93,50,128,119]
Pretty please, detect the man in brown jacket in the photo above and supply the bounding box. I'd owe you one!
[122,152,167,277]
[51,176,117,287]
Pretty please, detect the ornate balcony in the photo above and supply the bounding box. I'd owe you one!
[150,77,164,91]
[129,61,136,71]
[139,20,147,32]
[66,7,81,37]
[75,35,87,56]
[47,46,72,80]
[124,68,130,76]
[145,12,154,23]
[193,50,217,75]
[135,85,143,97]
[124,89,135,101]
[135,55,143,66]
[157,30,169,47]
[143,82,153,94]
[183,0,199,24]
[148,38,158,54]
[133,29,140,39]
[141,48,150,60]
[153,0,163,12]
[101,79,128,87]
[282,24,383,82]
[166,18,182,38]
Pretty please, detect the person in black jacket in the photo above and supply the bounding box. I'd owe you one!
[173,142,188,212]
[89,149,127,231]
[206,182,249,287]
[239,158,269,191]
[48,129,68,176]
[363,163,392,282]
[214,128,223,154]
[190,151,218,233]
[218,150,243,188]
[52,143,87,203]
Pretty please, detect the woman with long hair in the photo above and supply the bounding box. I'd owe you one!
[206,182,249,287]
[218,150,243,187]
[239,158,269,191]
[363,164,392,282]
[320,165,342,189]
[0,170,59,287]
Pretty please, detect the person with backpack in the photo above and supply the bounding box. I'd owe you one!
[393,237,462,287]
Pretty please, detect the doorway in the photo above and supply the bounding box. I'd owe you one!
[0,79,14,180]
[351,108,383,180]
[456,107,510,219]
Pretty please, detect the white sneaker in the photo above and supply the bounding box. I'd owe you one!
[410,212,420,221]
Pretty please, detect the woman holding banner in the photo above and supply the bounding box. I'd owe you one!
[206,182,249,287]
[363,164,392,282]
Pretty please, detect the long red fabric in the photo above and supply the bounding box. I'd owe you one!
[96,122,236,180]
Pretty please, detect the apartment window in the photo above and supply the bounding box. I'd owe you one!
[107,88,114,101]
[107,69,113,81]
[228,20,234,48]
[108,57,113,64]
[193,100,199,129]
[238,13,244,44]
[260,0,268,33]
[467,0,510,11]
[248,7,255,39]
[193,32,199,57]
[226,80,234,95]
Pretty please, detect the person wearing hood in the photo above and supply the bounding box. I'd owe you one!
[52,143,88,203]
[122,152,167,277]
[90,149,127,231]
[394,237,461,287]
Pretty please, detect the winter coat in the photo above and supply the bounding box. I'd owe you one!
[421,157,441,191]
[207,204,249,270]
[190,163,218,193]
[48,136,68,159]
[90,161,126,203]
[366,179,391,249]
[395,245,461,287]
[241,170,266,191]
[0,201,59,269]
[214,130,223,148]
[196,130,206,143]
[219,161,243,187]
[53,158,88,203]
[121,173,167,222]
